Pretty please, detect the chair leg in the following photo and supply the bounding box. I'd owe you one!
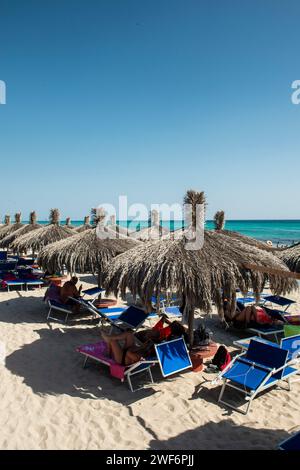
[218,379,227,403]
[127,374,134,392]
[47,308,51,321]
[148,367,154,384]
[83,356,89,369]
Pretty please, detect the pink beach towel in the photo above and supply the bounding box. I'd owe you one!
[77,341,126,380]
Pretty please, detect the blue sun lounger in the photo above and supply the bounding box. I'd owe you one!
[82,300,152,332]
[47,299,74,323]
[262,295,296,312]
[155,337,192,378]
[162,306,182,318]
[234,334,300,363]
[81,287,105,304]
[216,339,298,414]
[5,278,45,292]
[278,431,300,450]
[247,324,285,343]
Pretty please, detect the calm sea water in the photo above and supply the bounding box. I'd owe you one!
[34,219,300,246]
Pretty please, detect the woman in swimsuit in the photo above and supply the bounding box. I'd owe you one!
[101,315,187,365]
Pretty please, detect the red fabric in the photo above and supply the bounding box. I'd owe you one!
[152,318,172,341]
[256,307,273,324]
[220,352,231,371]
[1,273,17,288]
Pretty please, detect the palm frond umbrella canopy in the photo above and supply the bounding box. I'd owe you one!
[130,210,169,241]
[10,209,74,254]
[277,242,300,273]
[213,210,274,251]
[0,211,42,249]
[0,213,23,240]
[76,216,92,233]
[103,191,297,345]
[38,208,139,286]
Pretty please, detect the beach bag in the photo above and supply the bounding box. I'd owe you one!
[192,324,210,349]
[211,345,231,371]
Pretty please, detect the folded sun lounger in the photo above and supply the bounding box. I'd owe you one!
[215,339,298,414]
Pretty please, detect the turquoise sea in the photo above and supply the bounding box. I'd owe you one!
[34,219,300,246]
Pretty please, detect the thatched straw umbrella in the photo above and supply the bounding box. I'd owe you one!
[0,213,23,240]
[10,209,74,254]
[0,211,41,249]
[103,191,297,346]
[38,208,139,286]
[213,210,274,251]
[76,216,92,233]
[130,209,169,241]
[277,242,300,273]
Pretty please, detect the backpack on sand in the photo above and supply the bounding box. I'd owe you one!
[211,345,231,371]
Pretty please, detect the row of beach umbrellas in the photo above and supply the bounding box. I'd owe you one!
[0,191,299,345]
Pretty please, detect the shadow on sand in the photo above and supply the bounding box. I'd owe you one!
[5,326,157,405]
[149,418,291,450]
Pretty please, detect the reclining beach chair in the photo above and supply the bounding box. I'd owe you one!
[278,431,300,450]
[46,299,75,323]
[81,287,105,304]
[234,333,300,364]
[82,300,152,332]
[77,340,156,392]
[262,295,296,312]
[77,336,192,391]
[246,323,284,343]
[216,339,298,414]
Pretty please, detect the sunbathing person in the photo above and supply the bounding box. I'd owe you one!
[224,299,283,328]
[101,330,153,366]
[101,316,187,365]
[60,276,82,313]
[135,314,187,343]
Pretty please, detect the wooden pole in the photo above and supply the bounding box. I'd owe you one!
[243,263,300,280]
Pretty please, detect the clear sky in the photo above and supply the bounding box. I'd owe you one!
[0,0,300,221]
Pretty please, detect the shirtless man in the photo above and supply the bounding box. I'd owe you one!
[60,276,82,313]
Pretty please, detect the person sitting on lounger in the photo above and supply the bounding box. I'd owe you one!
[60,276,82,313]
[223,298,283,328]
[101,330,154,366]
[101,316,187,365]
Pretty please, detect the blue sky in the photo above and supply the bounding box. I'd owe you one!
[0,0,300,221]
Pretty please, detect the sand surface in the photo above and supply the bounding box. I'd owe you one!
[0,274,299,450]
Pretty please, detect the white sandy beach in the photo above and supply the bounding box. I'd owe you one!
[0,275,299,450]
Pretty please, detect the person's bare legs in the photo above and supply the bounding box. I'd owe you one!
[102,330,135,347]
[101,330,136,364]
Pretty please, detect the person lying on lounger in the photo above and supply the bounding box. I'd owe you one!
[101,316,187,365]
[223,299,284,329]
[60,276,82,313]
[135,314,187,343]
